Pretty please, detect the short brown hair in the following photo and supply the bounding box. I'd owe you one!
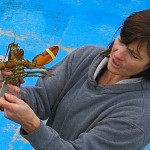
[101,9,150,81]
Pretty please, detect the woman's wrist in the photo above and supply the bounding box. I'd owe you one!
[21,116,40,133]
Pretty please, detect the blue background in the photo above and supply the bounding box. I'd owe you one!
[0,0,150,149]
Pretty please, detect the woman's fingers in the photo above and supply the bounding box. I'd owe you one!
[0,106,4,111]
[4,93,19,104]
[0,94,19,109]
[7,84,21,93]
[0,96,12,110]
[1,70,13,76]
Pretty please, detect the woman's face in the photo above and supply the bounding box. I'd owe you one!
[107,36,150,78]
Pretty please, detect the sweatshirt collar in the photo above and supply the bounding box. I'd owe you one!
[93,57,142,84]
[88,55,150,92]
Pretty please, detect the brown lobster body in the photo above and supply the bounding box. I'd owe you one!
[0,43,59,86]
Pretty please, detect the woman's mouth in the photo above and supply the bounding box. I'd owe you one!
[111,57,121,69]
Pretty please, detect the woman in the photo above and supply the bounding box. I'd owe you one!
[0,9,150,150]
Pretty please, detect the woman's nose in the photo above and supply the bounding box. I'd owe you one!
[114,48,126,61]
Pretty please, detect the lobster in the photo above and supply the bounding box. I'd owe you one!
[0,42,59,87]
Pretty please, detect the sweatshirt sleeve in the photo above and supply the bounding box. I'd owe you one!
[19,46,103,120]
[20,117,145,150]
[19,47,75,119]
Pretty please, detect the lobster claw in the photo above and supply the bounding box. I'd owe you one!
[32,46,59,66]
[24,68,54,77]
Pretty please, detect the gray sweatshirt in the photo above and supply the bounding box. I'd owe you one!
[20,46,150,150]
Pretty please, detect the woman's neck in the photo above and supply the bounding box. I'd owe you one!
[97,69,129,85]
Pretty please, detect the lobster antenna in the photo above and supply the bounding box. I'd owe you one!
[3,33,16,62]
[3,44,10,62]
[14,33,16,43]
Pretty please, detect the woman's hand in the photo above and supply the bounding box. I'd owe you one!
[0,70,12,78]
[0,71,21,111]
[0,93,40,133]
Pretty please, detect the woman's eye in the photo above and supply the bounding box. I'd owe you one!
[128,49,139,59]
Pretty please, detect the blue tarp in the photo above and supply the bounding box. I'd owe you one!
[0,0,150,149]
